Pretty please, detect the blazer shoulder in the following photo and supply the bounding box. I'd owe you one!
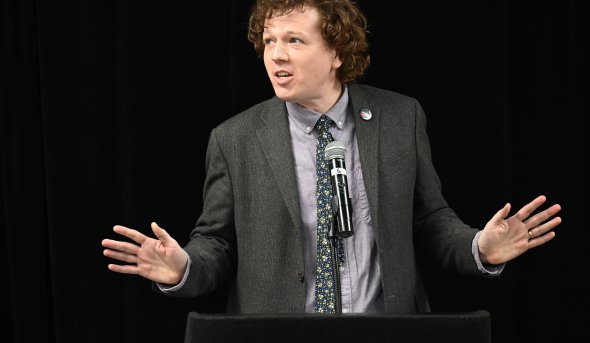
[212,96,281,136]
[349,83,423,119]
[352,83,416,100]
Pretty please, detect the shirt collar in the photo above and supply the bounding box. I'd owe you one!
[286,85,349,134]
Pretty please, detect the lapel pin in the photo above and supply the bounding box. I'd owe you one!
[359,109,372,121]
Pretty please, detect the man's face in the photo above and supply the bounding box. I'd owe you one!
[262,6,343,113]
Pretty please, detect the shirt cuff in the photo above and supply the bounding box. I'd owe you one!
[472,230,505,276]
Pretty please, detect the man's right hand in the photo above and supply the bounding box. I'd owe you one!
[102,222,188,285]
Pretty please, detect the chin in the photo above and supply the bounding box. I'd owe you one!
[272,88,295,102]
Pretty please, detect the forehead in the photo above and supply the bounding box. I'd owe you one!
[263,6,321,33]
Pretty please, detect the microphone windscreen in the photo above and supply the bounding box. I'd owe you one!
[325,140,346,161]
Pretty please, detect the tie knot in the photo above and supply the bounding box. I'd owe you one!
[315,115,333,134]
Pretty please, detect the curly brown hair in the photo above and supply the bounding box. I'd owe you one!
[248,0,370,84]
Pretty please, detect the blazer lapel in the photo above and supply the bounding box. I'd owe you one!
[256,98,303,231]
[349,84,380,230]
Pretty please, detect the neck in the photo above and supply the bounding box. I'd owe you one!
[300,83,343,113]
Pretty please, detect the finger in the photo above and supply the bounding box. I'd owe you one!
[151,222,175,245]
[101,239,140,255]
[514,195,546,221]
[107,263,140,275]
[103,249,138,264]
[523,204,562,228]
[528,230,556,249]
[530,216,562,237]
[489,203,511,226]
[113,225,148,245]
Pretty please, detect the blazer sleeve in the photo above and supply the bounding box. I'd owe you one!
[169,127,238,298]
[410,98,481,275]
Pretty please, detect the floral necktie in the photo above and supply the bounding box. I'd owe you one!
[314,114,338,313]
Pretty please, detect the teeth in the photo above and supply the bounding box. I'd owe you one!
[277,72,290,77]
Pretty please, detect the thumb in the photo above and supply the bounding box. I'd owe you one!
[151,222,175,244]
[488,203,511,226]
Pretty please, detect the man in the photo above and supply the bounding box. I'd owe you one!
[102,0,561,314]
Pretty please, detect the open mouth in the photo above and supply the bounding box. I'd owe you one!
[276,71,292,77]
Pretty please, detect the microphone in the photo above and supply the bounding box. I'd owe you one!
[324,140,353,238]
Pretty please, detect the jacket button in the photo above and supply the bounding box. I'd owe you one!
[297,272,305,282]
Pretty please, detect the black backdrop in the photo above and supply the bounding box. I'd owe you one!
[1,1,588,342]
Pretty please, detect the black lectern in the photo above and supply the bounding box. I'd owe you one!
[184,310,491,343]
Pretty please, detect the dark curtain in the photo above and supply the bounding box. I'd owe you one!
[1,1,587,342]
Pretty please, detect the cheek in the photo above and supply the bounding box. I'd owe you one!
[312,59,335,78]
[263,54,273,72]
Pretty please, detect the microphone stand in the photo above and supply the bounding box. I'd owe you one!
[328,196,343,314]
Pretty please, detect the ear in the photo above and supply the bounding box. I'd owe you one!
[332,53,343,69]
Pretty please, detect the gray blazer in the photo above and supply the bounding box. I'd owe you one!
[170,83,482,313]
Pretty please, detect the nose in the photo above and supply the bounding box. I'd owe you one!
[271,43,289,62]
